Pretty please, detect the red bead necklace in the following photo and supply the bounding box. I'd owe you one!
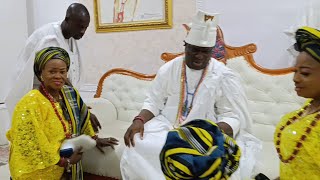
[41,84,73,139]
[275,100,320,163]
[175,60,208,127]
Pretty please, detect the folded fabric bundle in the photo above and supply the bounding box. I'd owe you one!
[160,119,241,180]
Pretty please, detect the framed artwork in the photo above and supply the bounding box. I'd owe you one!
[94,0,173,33]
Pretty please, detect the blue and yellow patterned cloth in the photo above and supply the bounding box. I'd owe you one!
[34,46,70,81]
[295,26,320,62]
[160,119,241,180]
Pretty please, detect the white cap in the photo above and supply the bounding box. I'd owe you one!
[185,10,219,47]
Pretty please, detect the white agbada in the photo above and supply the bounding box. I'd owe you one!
[120,57,261,180]
[5,21,83,116]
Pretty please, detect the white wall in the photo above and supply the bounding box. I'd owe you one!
[26,0,314,86]
[78,0,313,85]
[27,0,79,34]
[78,0,195,84]
[212,0,309,68]
[0,0,28,103]
[0,0,29,144]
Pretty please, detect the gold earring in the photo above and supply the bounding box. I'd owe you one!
[40,76,44,81]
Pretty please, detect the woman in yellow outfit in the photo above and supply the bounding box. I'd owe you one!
[7,47,118,180]
[274,27,320,179]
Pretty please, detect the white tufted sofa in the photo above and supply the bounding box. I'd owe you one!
[226,57,304,179]
[81,50,304,179]
[81,71,154,179]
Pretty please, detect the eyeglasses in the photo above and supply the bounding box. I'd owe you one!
[186,46,213,54]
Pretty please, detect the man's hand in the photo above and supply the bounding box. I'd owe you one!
[124,120,144,147]
[217,122,233,137]
[96,137,119,152]
[90,113,102,133]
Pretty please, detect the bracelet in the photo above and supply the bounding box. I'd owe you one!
[133,115,145,124]
[92,135,98,140]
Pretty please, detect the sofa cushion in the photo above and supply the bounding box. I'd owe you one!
[226,56,303,179]
[82,119,131,179]
[85,98,117,124]
[100,74,152,122]
[226,57,305,142]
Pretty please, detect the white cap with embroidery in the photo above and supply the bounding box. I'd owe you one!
[184,10,219,47]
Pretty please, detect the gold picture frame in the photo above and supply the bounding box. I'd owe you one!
[94,0,173,33]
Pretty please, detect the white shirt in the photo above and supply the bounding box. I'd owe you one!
[142,56,253,136]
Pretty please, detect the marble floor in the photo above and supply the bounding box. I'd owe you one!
[0,164,10,179]
[0,145,9,179]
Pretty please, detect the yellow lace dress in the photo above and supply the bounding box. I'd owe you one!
[6,90,95,180]
[274,101,320,180]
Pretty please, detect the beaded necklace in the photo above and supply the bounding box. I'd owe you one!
[40,84,73,139]
[175,60,208,127]
[275,100,320,163]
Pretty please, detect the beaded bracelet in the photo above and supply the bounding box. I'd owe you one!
[133,115,145,124]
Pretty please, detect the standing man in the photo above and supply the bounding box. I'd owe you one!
[120,10,260,180]
[6,3,101,131]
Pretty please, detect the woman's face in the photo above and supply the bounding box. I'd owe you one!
[293,52,320,99]
[41,59,68,92]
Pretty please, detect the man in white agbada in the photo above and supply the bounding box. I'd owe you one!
[5,3,89,117]
[120,11,261,180]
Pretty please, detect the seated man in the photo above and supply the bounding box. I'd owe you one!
[120,10,260,180]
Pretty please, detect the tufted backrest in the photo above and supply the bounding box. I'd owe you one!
[226,57,305,142]
[94,56,305,142]
[95,69,155,122]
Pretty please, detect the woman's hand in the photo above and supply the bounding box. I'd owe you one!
[69,147,83,164]
[96,137,119,151]
[124,120,144,147]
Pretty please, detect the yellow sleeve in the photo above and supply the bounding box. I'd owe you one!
[7,96,61,179]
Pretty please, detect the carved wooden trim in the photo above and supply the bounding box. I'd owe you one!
[160,25,294,75]
[160,43,257,63]
[94,68,156,98]
[226,56,295,75]
[160,25,257,63]
[224,43,257,65]
[161,52,185,62]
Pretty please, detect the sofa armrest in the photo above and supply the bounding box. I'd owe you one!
[84,98,117,126]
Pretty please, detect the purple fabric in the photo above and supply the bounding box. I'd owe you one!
[212,38,226,60]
